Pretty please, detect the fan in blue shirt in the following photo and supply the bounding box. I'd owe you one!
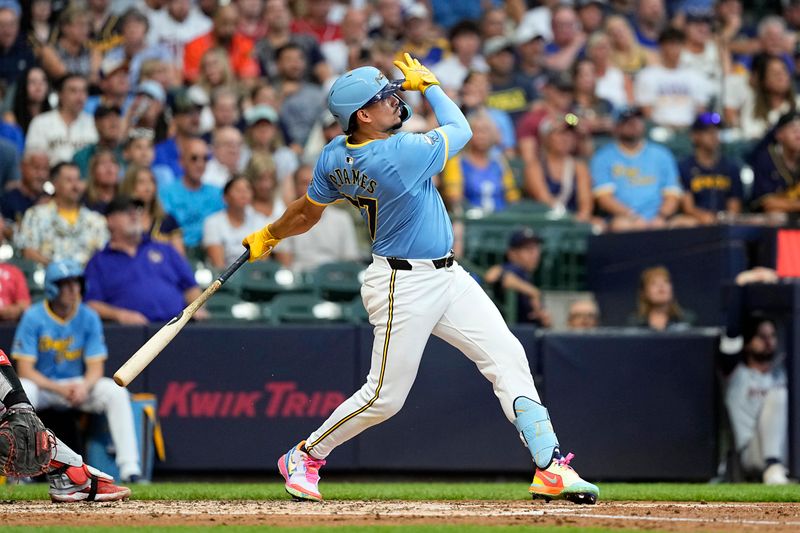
[590,107,682,231]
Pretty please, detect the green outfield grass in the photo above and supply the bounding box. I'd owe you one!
[1,481,798,502]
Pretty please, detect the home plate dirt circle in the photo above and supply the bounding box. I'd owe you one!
[3,500,800,531]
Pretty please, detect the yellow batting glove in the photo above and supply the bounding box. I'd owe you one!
[393,52,440,94]
[242,224,281,262]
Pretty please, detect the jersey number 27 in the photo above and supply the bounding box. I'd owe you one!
[342,193,377,241]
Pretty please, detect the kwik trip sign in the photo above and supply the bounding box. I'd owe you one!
[159,381,346,419]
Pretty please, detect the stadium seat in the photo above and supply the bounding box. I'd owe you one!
[8,256,45,301]
[240,261,306,302]
[205,293,260,322]
[313,261,366,301]
[263,293,346,324]
[343,296,369,323]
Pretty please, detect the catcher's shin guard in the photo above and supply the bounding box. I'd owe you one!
[50,437,83,467]
[513,396,558,469]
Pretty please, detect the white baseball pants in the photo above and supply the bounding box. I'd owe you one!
[304,256,541,458]
[20,376,141,479]
[741,386,788,472]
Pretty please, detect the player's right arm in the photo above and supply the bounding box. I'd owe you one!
[244,153,340,262]
[243,194,327,262]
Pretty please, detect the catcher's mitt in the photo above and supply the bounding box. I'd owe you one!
[0,407,55,477]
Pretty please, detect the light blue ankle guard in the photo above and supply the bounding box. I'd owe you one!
[513,396,558,469]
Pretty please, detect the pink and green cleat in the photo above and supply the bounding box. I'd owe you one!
[277,441,326,501]
[529,452,599,504]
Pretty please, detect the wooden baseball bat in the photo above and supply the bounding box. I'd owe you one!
[113,249,251,386]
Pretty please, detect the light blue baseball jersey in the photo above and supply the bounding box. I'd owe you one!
[11,302,107,380]
[590,141,682,220]
[307,85,470,259]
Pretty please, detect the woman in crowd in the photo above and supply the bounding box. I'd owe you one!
[441,111,520,214]
[119,164,184,256]
[83,149,120,214]
[459,70,517,156]
[243,152,286,219]
[202,175,271,268]
[23,0,53,47]
[730,55,799,141]
[605,16,653,85]
[525,114,594,223]
[572,58,615,139]
[7,67,52,136]
[243,104,298,199]
[39,6,100,85]
[194,47,238,105]
[630,266,695,331]
[585,31,628,109]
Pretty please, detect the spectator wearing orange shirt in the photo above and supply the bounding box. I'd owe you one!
[183,3,259,86]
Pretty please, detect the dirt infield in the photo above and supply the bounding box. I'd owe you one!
[3,500,800,530]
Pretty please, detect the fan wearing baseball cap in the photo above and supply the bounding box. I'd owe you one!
[484,228,551,327]
[589,105,683,231]
[678,112,743,224]
[749,110,800,213]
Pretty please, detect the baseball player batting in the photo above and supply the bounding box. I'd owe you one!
[243,53,599,504]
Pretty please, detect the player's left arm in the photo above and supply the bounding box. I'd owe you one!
[394,53,472,159]
[424,85,472,159]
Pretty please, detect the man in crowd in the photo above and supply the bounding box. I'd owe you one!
[159,137,224,249]
[275,43,325,148]
[73,105,125,178]
[202,126,244,188]
[590,107,682,231]
[104,8,174,89]
[25,74,98,166]
[725,316,790,485]
[0,0,35,89]
[485,36,537,125]
[679,112,743,224]
[16,163,108,266]
[544,5,586,72]
[84,56,131,117]
[750,111,800,213]
[147,0,212,68]
[13,258,142,482]
[431,20,487,94]
[183,2,259,84]
[634,27,711,130]
[567,298,600,330]
[84,195,205,324]
[256,0,329,83]
[154,88,204,182]
[1,150,49,236]
[484,228,552,327]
